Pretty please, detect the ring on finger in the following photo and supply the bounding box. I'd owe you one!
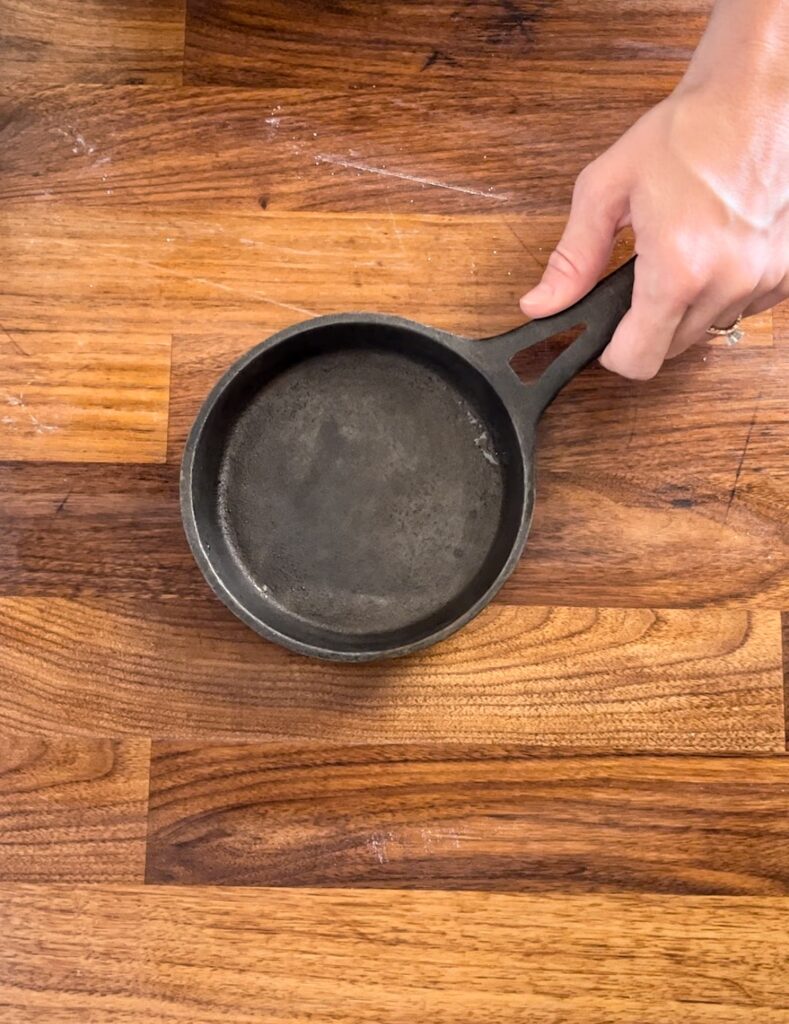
[706,314,745,345]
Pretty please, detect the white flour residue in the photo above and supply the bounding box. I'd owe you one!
[466,409,500,466]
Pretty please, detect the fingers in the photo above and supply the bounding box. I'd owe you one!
[743,272,789,316]
[600,252,783,377]
[520,160,629,319]
[599,255,688,379]
[522,153,786,380]
[665,264,785,359]
[665,291,752,359]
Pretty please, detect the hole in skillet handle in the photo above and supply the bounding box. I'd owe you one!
[509,323,586,387]
[475,257,636,424]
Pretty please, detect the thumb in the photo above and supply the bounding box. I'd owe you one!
[520,165,628,318]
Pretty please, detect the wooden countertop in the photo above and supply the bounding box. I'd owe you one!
[1,1,787,1021]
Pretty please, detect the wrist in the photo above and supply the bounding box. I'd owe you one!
[677,0,789,121]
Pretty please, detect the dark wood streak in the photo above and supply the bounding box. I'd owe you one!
[0,0,185,87]
[782,612,789,751]
[145,743,789,893]
[183,0,706,86]
[0,84,676,213]
[0,462,193,598]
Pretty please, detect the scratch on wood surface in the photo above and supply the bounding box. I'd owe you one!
[230,236,329,258]
[420,826,462,851]
[503,221,545,270]
[0,323,28,356]
[108,252,318,318]
[724,392,762,524]
[385,199,407,258]
[28,412,58,433]
[365,826,465,864]
[54,489,73,515]
[3,392,58,433]
[314,155,510,200]
[51,125,96,156]
[368,832,391,865]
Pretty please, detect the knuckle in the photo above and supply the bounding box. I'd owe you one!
[661,240,713,295]
[672,268,707,304]
[547,245,585,281]
[726,262,762,296]
[761,266,787,295]
[573,162,602,202]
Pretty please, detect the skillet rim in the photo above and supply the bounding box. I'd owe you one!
[180,311,536,661]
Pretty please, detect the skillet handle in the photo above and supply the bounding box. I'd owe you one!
[481,257,636,420]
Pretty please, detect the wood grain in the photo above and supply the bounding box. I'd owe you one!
[0,0,185,87]
[0,737,149,882]
[0,598,782,749]
[0,84,675,214]
[0,462,190,596]
[183,0,707,86]
[164,305,769,454]
[0,207,642,334]
[1,414,785,612]
[2,884,788,1023]
[146,744,789,894]
[169,316,786,611]
[0,201,784,606]
[1,4,786,1019]
[783,612,788,750]
[0,331,170,462]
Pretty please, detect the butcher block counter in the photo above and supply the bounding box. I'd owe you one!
[0,1,787,1021]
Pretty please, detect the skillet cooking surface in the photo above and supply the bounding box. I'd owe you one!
[206,323,524,651]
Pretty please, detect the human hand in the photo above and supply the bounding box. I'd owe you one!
[519,0,789,380]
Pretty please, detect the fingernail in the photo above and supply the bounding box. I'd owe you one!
[520,282,553,307]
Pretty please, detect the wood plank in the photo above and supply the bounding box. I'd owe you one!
[0,201,774,347]
[0,737,149,882]
[146,744,789,893]
[0,0,185,87]
[0,84,679,214]
[1,884,788,1023]
[512,329,788,608]
[183,0,706,86]
[167,305,777,450]
[0,331,170,463]
[1,389,785,611]
[168,320,786,613]
[0,598,782,750]
[0,204,784,607]
[783,612,788,751]
[0,206,643,333]
[0,462,191,596]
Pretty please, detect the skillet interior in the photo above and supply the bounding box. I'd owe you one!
[184,319,527,659]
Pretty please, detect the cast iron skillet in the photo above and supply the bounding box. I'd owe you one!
[182,257,635,661]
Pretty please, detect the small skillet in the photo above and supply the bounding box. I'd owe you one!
[182,258,635,661]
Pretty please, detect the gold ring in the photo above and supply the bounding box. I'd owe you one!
[706,315,744,343]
